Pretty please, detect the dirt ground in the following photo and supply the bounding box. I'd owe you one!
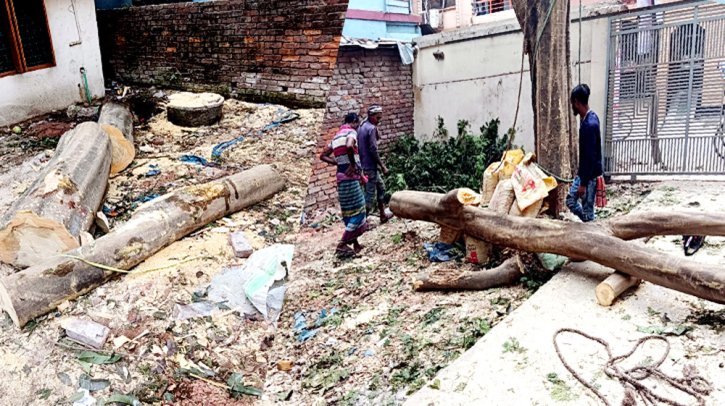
[0,89,321,406]
[264,216,530,406]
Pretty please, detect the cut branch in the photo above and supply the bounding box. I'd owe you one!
[0,122,112,268]
[390,189,725,304]
[596,272,641,307]
[413,256,524,292]
[0,165,285,327]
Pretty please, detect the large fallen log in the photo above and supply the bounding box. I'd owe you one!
[0,122,112,268]
[98,102,135,174]
[414,256,524,292]
[0,165,285,327]
[390,189,725,304]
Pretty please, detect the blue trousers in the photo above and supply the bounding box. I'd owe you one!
[566,177,597,222]
[363,169,385,211]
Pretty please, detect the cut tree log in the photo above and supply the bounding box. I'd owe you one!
[414,256,524,291]
[0,122,112,268]
[98,102,135,174]
[390,189,725,304]
[594,237,649,306]
[0,165,285,327]
[595,271,641,307]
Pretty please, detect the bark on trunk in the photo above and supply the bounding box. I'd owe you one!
[0,122,112,268]
[98,102,135,174]
[0,165,285,327]
[390,189,725,304]
[413,256,524,291]
[510,0,578,214]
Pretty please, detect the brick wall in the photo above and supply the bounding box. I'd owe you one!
[304,46,414,217]
[96,0,348,108]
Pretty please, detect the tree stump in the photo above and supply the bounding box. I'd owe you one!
[167,92,224,127]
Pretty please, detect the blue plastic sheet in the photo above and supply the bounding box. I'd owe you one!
[210,107,300,162]
[424,242,455,262]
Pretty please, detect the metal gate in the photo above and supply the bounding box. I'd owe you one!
[604,1,725,175]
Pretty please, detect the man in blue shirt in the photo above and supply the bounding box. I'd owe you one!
[357,104,393,223]
[567,84,603,222]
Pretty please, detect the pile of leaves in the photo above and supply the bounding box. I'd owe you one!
[384,117,512,198]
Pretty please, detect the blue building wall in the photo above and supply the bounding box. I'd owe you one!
[344,0,421,41]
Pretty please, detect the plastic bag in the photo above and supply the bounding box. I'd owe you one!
[488,179,515,214]
[481,162,500,205]
[465,235,491,264]
[510,153,557,211]
[208,244,294,322]
[509,198,543,218]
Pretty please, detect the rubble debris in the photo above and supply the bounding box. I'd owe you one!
[228,230,253,258]
[95,212,111,233]
[0,122,113,268]
[167,92,224,127]
[0,165,286,327]
[30,121,73,139]
[71,388,96,406]
[172,301,220,320]
[277,360,293,371]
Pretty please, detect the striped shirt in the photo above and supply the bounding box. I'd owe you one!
[329,125,361,168]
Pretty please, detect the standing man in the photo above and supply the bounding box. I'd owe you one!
[567,84,603,222]
[358,104,393,223]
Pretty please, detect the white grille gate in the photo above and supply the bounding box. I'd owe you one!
[604,1,725,175]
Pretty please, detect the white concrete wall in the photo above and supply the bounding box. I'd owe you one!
[412,3,620,152]
[0,0,105,126]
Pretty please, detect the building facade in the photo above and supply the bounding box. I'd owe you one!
[0,0,105,126]
[344,0,422,41]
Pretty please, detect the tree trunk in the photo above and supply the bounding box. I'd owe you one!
[98,102,135,174]
[0,122,112,268]
[413,256,524,291]
[0,165,285,327]
[510,0,577,214]
[389,189,725,304]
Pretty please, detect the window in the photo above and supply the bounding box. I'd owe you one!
[424,0,456,11]
[0,0,55,77]
[473,0,512,16]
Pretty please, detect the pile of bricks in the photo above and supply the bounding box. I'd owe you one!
[304,46,415,216]
[96,0,348,108]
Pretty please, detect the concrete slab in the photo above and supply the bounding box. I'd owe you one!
[406,262,725,405]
